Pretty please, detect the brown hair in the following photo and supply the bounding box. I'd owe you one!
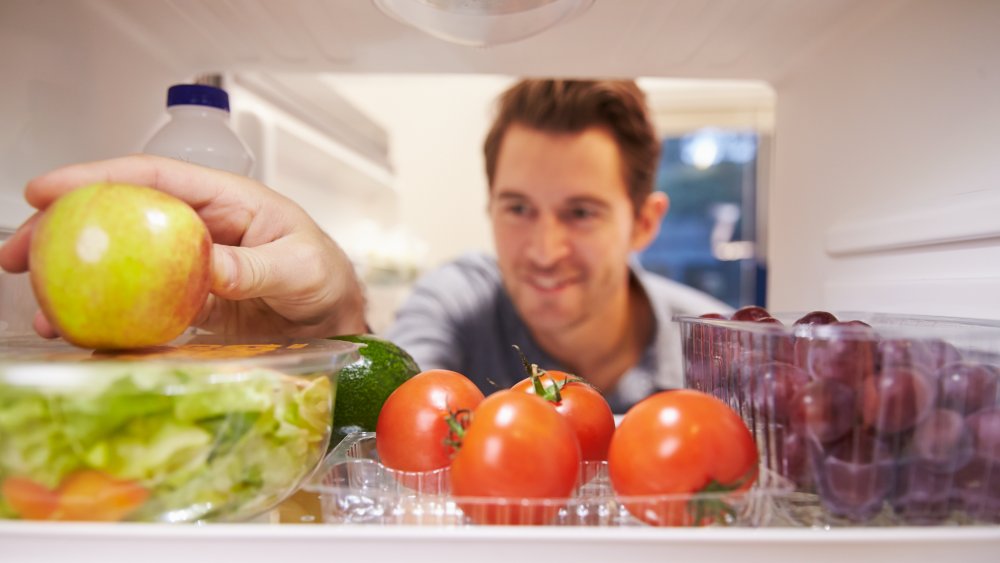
[483,79,659,213]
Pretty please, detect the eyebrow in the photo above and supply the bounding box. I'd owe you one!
[494,191,528,202]
[494,191,611,209]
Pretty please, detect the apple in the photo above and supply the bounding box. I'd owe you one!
[28,183,211,349]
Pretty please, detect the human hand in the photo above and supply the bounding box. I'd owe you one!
[0,155,367,340]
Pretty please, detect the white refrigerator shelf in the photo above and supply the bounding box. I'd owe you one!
[1,522,998,563]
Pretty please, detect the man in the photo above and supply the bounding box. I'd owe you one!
[0,79,728,412]
[386,80,728,411]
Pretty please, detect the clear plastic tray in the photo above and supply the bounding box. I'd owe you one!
[304,432,792,527]
[677,311,1000,527]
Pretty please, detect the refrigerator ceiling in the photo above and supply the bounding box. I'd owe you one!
[82,0,897,81]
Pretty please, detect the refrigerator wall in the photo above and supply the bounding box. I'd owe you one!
[767,0,1000,319]
[1,0,998,324]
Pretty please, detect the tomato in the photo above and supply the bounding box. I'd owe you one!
[511,369,615,461]
[450,390,581,525]
[2,477,59,520]
[608,389,758,526]
[55,470,149,521]
[375,369,485,474]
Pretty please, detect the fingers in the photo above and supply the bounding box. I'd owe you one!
[3,155,277,271]
[211,240,307,301]
[22,155,301,247]
[211,244,259,299]
[25,154,231,211]
[0,213,40,273]
[33,310,58,339]
[210,233,365,325]
[9,155,365,340]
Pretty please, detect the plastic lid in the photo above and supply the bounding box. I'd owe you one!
[0,333,361,389]
[166,84,230,111]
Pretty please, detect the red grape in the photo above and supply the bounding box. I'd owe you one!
[862,366,936,434]
[967,408,1000,462]
[752,317,796,366]
[792,311,839,369]
[685,314,728,391]
[806,321,878,387]
[892,461,955,524]
[878,338,937,372]
[731,305,771,322]
[813,431,896,521]
[948,409,1000,521]
[778,429,811,488]
[954,458,1000,522]
[910,408,974,472]
[746,361,810,424]
[794,311,840,326]
[937,362,1000,415]
[926,339,963,371]
[790,378,858,443]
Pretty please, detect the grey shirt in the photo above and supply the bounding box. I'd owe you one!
[385,253,732,413]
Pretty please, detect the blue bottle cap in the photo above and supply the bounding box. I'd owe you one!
[166,84,230,111]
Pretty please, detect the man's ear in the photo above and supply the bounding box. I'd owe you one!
[631,191,669,251]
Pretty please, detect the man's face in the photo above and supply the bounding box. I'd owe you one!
[489,124,657,335]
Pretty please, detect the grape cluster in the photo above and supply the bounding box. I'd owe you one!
[682,307,1000,524]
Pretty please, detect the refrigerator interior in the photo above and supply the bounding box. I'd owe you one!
[1,0,997,325]
[1,0,999,558]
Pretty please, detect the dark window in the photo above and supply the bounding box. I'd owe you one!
[639,128,765,308]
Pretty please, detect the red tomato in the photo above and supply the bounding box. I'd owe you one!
[450,390,582,525]
[608,389,758,526]
[511,370,615,461]
[1,477,59,520]
[55,470,149,521]
[375,369,485,473]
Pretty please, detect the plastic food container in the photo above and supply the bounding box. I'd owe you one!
[677,311,1000,526]
[304,432,791,527]
[0,334,359,523]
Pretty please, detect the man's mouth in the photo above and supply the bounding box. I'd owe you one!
[525,275,576,293]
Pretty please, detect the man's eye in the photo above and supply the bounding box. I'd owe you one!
[505,203,531,216]
[567,207,597,220]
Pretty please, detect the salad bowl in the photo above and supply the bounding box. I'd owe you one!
[0,334,359,523]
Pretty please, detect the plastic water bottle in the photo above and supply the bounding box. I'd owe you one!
[143,84,254,175]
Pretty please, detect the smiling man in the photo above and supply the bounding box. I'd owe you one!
[0,79,730,413]
[386,79,730,412]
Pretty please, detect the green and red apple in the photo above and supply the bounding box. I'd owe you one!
[28,183,212,349]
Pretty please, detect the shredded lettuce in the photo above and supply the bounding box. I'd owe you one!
[0,364,333,521]
[0,388,80,488]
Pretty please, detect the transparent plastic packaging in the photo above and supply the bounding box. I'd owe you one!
[0,334,359,523]
[305,432,791,527]
[143,84,254,175]
[677,311,1000,526]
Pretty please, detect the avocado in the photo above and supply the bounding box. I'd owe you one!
[327,334,421,448]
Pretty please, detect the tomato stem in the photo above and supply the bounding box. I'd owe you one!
[442,408,472,454]
[700,466,758,494]
[513,344,533,378]
[685,466,759,525]
[512,344,582,404]
[687,496,737,526]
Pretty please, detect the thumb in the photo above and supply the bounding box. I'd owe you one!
[211,243,276,300]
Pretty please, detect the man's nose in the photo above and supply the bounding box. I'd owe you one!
[525,214,570,267]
